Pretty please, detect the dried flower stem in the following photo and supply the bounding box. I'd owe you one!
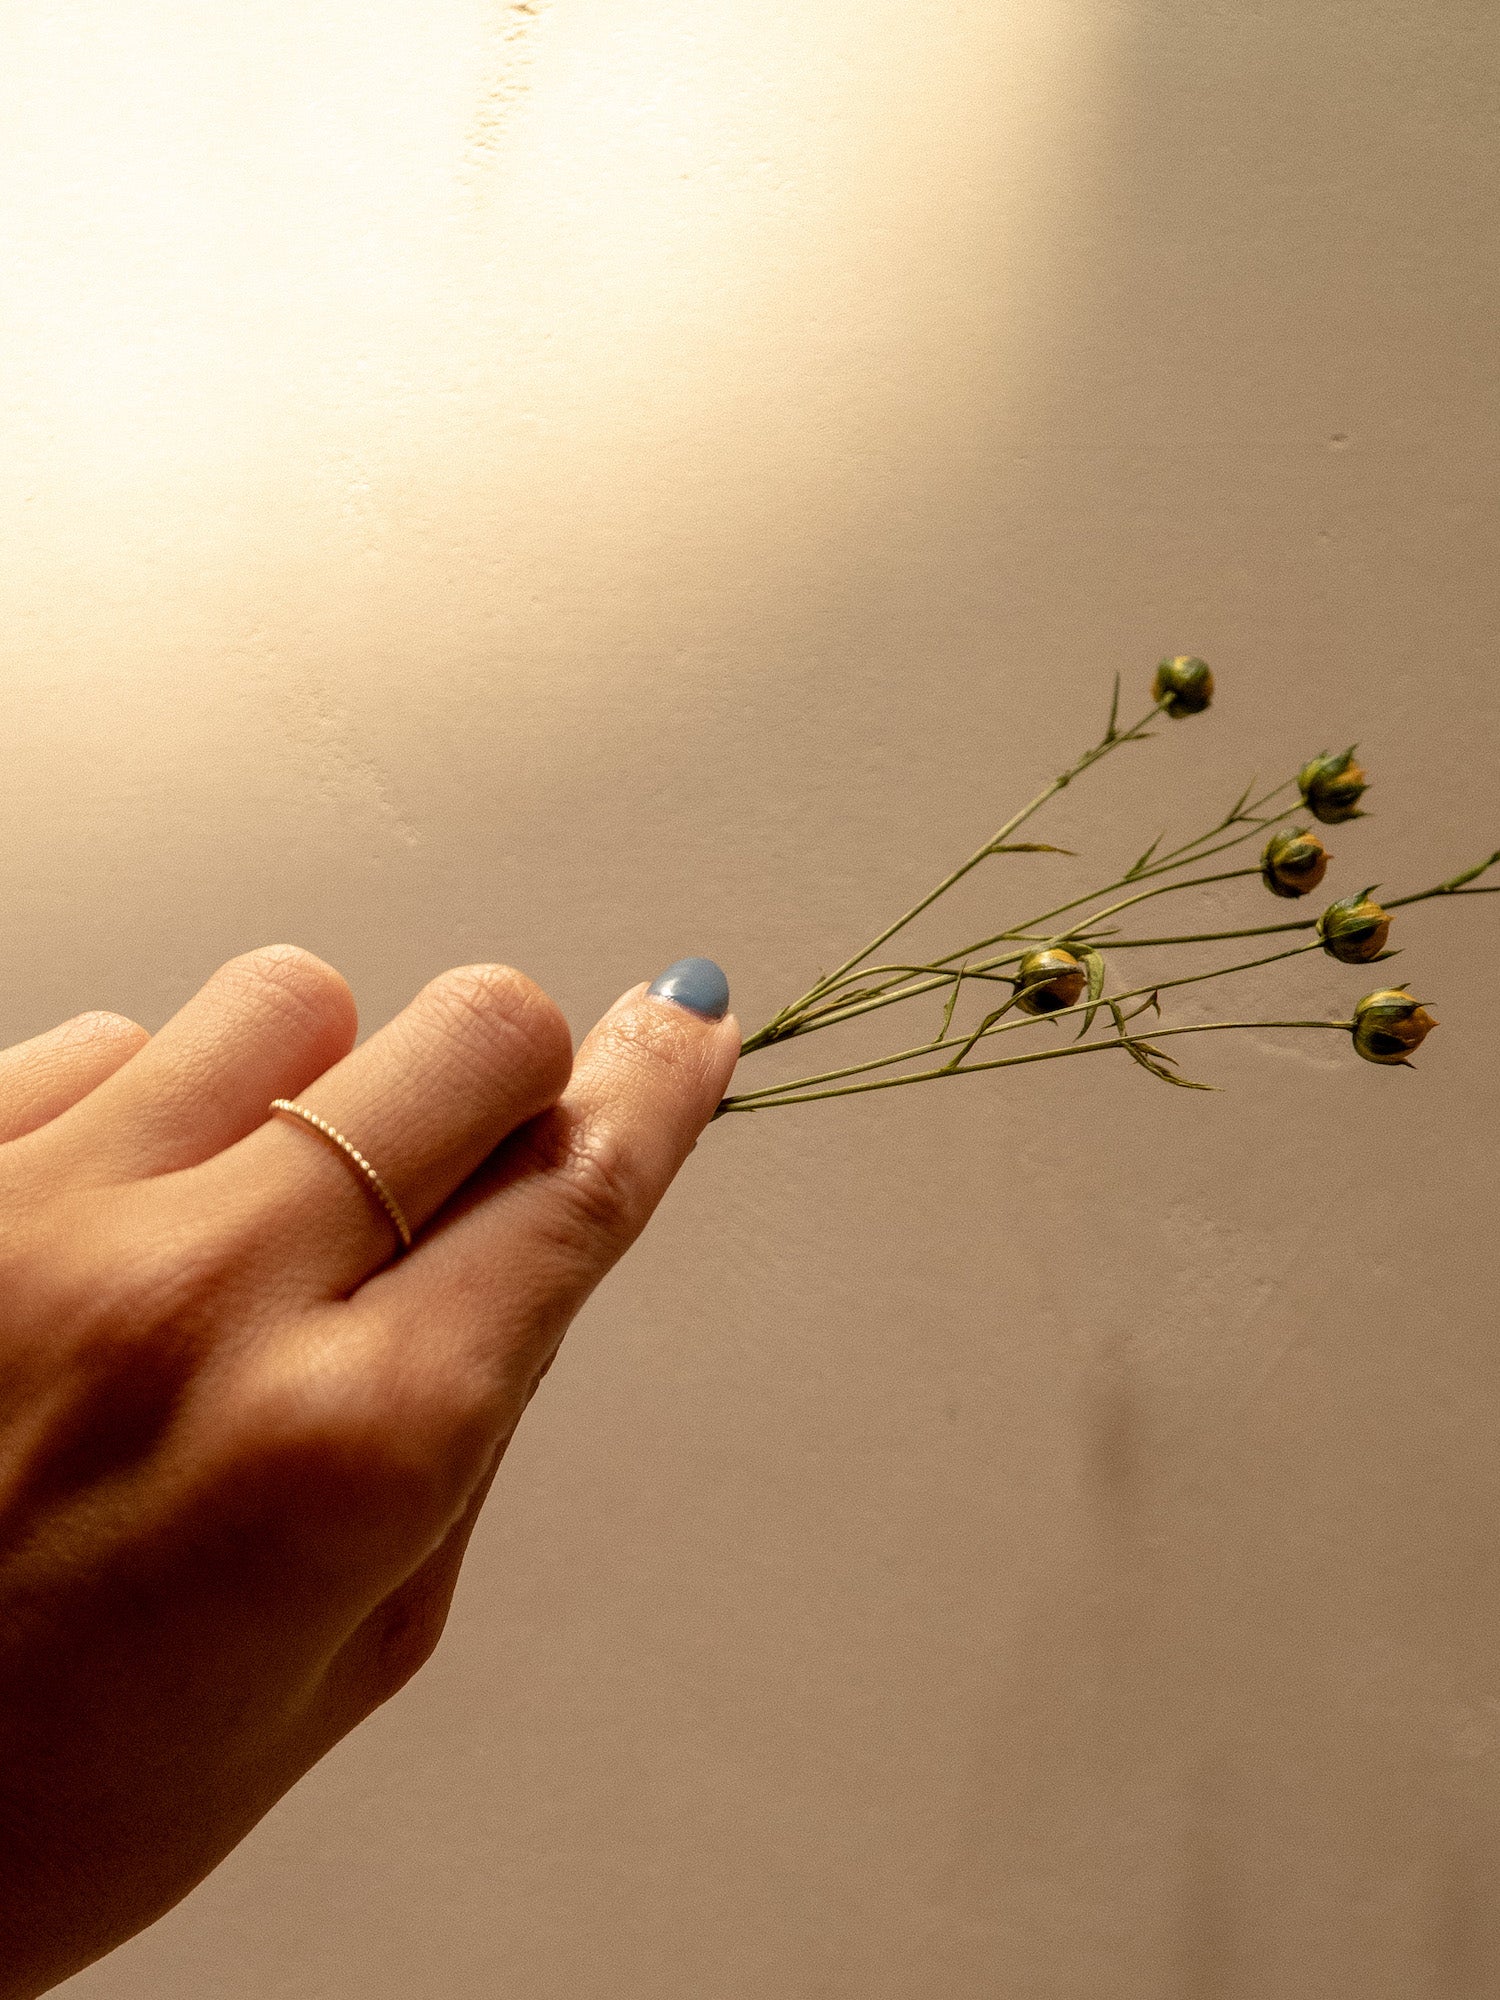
[718,1018,1351,1115]
[744,685,1173,1051]
[727,668,1497,1115]
[722,940,1324,1112]
[747,812,1304,1048]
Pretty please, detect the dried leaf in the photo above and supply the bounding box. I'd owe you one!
[939,972,965,1039]
[1127,1038,1217,1090]
[943,1000,1011,1073]
[1226,776,1259,822]
[1077,947,1106,1038]
[1126,832,1165,878]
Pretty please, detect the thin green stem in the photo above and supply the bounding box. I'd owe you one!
[717,1017,1351,1115]
[1082,919,1310,947]
[763,860,1274,1046]
[1051,868,1264,940]
[1386,883,1500,910]
[745,843,1495,1052]
[1136,777,1297,873]
[752,800,1307,1050]
[826,864,1254,1003]
[896,786,1301,975]
[727,940,1323,1106]
[745,693,1171,1047]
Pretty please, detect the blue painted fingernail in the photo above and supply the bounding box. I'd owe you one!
[647,957,730,1020]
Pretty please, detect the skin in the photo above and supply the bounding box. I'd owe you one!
[0,945,740,1998]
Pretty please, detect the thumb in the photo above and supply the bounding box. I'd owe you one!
[356,957,741,1381]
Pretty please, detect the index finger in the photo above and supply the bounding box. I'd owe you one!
[347,961,740,1422]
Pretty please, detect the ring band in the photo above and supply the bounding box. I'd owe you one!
[268,1099,413,1254]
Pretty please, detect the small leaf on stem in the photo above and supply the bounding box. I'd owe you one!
[1435,849,1500,893]
[1126,833,1165,878]
[1227,777,1259,822]
[1077,947,1106,1038]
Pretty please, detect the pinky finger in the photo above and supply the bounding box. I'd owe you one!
[0,1011,150,1144]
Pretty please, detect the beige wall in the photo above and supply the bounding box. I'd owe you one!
[6,2,1499,1993]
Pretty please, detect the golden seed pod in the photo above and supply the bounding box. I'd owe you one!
[1013,946,1089,1015]
[1297,746,1368,823]
[1317,891,1393,963]
[1351,988,1437,1066]
[1152,655,1215,718]
[1261,827,1330,899]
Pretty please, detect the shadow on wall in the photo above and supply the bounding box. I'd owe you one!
[916,10,1500,1999]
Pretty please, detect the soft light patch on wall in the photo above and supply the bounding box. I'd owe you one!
[1,0,1122,699]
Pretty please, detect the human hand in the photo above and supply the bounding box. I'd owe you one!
[0,947,738,1997]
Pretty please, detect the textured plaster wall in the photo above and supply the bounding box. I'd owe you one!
[5,3,1500,1995]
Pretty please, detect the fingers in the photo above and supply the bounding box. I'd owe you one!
[0,1013,150,1144]
[133,969,733,1651]
[344,974,740,1427]
[28,947,358,1189]
[202,963,576,1294]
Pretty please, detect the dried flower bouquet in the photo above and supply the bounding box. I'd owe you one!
[718,659,1496,1115]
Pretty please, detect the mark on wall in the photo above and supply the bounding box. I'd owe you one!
[460,0,557,193]
[239,641,422,851]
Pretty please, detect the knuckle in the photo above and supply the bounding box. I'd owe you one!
[423,964,572,1093]
[538,1125,646,1265]
[0,1201,227,1498]
[221,1334,479,1561]
[54,1214,222,1370]
[353,1584,453,1710]
[215,944,358,1048]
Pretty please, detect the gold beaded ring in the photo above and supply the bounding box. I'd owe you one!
[268,1099,413,1255]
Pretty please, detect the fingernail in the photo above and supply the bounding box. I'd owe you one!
[646,956,730,1020]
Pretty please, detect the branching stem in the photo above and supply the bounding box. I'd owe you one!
[744,692,1173,1049]
[726,674,1497,1116]
[726,941,1323,1108]
[717,1018,1351,1115]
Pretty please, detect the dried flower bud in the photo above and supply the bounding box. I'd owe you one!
[1152,655,1214,717]
[1351,988,1437,1066]
[1297,746,1368,823]
[1014,946,1088,1015]
[1317,891,1392,963]
[1261,827,1330,899]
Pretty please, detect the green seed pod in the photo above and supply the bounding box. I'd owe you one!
[1152,655,1214,718]
[1351,988,1437,1066]
[1297,746,1368,823]
[1317,891,1392,963]
[1261,827,1330,899]
[1014,946,1088,1015]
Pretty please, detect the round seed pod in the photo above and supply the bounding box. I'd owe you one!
[1152,655,1214,718]
[1261,827,1331,899]
[1351,988,1437,1065]
[1014,946,1089,1015]
[1297,747,1368,823]
[1317,892,1392,963]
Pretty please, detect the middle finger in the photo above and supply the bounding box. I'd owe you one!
[196,963,574,1296]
